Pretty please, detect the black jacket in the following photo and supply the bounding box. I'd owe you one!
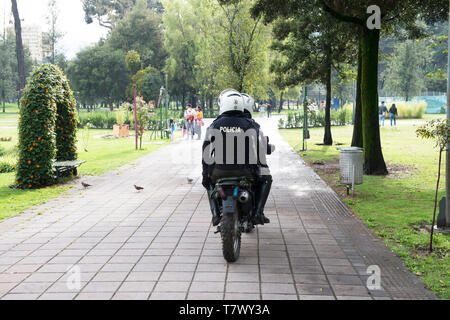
[202,111,268,182]
[389,105,398,115]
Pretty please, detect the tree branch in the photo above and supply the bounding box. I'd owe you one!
[320,0,364,26]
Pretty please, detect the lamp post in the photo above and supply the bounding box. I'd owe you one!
[302,86,308,151]
[165,72,169,134]
[159,86,164,139]
[445,1,450,227]
[133,86,138,150]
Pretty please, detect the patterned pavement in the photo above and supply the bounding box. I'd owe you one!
[0,118,435,300]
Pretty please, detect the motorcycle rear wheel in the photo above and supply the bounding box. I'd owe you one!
[220,209,241,262]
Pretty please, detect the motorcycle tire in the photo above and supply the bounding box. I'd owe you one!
[220,208,241,262]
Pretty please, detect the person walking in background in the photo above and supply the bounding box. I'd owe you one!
[194,106,204,140]
[379,101,388,127]
[184,104,195,140]
[260,103,265,118]
[389,103,398,127]
[267,103,272,118]
[169,118,175,141]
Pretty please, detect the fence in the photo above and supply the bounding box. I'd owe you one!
[379,94,447,114]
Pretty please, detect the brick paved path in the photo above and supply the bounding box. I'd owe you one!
[0,118,435,300]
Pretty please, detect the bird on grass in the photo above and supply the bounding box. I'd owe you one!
[134,185,144,191]
[187,178,194,184]
[81,182,92,189]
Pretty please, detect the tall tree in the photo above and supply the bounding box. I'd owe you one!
[82,0,164,29]
[11,0,25,99]
[82,0,135,30]
[268,3,356,145]
[106,0,167,70]
[0,38,14,112]
[215,0,269,93]
[319,0,447,174]
[45,0,64,64]
[162,0,198,108]
[383,39,429,100]
[250,0,447,174]
[67,44,129,108]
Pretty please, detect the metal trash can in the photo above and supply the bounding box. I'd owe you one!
[339,147,363,195]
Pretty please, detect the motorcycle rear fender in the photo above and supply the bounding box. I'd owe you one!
[222,197,236,215]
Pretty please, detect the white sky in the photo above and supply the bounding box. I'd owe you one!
[0,0,109,59]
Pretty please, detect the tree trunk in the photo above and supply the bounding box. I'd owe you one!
[11,0,25,99]
[182,91,186,111]
[278,92,284,113]
[361,28,387,175]
[352,33,363,148]
[324,51,333,146]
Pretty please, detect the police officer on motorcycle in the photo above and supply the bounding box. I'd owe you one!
[202,89,272,227]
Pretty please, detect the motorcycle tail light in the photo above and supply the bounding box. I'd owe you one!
[219,188,226,199]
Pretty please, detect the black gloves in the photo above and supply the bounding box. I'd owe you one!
[202,177,211,189]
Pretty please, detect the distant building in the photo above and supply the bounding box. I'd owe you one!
[21,24,44,64]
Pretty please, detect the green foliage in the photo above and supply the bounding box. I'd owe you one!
[0,29,33,105]
[133,96,152,149]
[16,65,59,189]
[82,0,164,29]
[55,78,78,162]
[383,40,430,101]
[126,50,141,75]
[78,111,117,129]
[279,108,352,129]
[107,0,167,69]
[162,0,198,103]
[394,101,427,119]
[67,44,129,107]
[127,66,163,102]
[416,119,450,151]
[16,64,77,189]
[0,154,15,173]
[270,2,355,88]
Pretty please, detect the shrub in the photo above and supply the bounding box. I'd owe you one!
[394,101,427,119]
[77,111,117,129]
[0,154,15,173]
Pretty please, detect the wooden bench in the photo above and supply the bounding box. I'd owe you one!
[53,160,86,176]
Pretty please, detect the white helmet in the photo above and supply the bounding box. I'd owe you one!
[241,93,254,114]
[218,89,244,115]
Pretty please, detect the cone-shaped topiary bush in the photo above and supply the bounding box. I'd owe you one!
[16,64,78,189]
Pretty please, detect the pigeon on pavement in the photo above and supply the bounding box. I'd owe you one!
[82,182,92,189]
[134,185,144,191]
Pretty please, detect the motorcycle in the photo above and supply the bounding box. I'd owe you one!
[210,141,275,262]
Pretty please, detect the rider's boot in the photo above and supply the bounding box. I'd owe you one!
[253,178,272,225]
[208,189,221,226]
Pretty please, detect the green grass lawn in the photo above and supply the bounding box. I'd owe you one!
[280,121,450,299]
[0,105,170,220]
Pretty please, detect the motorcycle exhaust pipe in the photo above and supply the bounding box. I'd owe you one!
[238,191,250,203]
